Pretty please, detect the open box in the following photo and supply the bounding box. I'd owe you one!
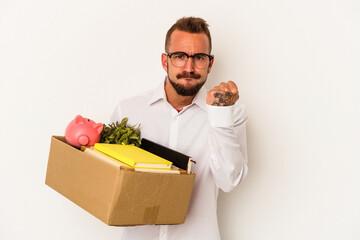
[45,136,195,226]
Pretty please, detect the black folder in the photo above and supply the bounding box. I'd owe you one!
[140,138,194,173]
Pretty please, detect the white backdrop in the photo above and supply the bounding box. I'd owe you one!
[1,0,359,239]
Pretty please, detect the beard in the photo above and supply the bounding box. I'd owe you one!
[168,71,206,97]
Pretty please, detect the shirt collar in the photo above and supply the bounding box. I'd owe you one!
[148,78,168,105]
[191,85,208,112]
[148,76,208,112]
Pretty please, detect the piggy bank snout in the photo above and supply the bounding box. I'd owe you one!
[78,135,90,146]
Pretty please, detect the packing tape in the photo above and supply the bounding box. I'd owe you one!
[143,206,160,224]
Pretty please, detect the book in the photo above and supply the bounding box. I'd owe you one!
[83,147,185,174]
[93,143,172,169]
[140,138,194,174]
[82,146,134,170]
[133,165,187,174]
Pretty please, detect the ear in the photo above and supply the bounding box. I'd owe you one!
[74,115,85,125]
[208,55,214,73]
[161,53,168,72]
[94,123,103,134]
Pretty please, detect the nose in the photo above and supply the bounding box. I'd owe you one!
[184,57,195,72]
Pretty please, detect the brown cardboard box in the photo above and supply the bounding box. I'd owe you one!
[45,136,195,226]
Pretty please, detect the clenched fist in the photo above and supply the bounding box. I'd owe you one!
[206,81,239,106]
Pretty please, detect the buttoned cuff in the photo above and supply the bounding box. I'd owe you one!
[206,104,235,128]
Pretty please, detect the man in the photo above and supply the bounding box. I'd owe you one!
[111,17,248,240]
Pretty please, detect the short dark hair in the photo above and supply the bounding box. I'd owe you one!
[165,17,212,53]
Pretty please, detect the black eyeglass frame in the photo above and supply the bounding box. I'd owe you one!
[166,51,214,63]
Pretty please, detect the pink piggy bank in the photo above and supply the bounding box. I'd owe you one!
[65,115,103,148]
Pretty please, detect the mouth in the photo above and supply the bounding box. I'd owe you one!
[178,77,197,83]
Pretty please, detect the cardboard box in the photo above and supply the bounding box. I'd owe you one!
[45,136,195,226]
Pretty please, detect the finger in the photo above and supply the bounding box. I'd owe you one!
[212,86,222,92]
[227,80,239,94]
[219,82,230,92]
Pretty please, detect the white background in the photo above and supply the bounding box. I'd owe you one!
[1,0,359,239]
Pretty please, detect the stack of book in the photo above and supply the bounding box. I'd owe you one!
[84,138,193,174]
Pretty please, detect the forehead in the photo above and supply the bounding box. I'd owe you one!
[168,30,210,54]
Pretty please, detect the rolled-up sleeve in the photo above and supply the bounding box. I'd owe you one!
[207,103,248,192]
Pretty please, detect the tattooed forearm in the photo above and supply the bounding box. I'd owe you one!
[212,91,237,106]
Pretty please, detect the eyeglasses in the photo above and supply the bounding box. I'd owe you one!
[166,51,213,69]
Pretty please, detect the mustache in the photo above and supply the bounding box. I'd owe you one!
[176,72,201,79]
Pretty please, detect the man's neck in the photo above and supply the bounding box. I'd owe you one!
[164,81,195,111]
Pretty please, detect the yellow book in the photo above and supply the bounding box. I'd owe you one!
[93,143,172,169]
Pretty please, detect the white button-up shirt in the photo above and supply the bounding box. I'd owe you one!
[110,79,248,240]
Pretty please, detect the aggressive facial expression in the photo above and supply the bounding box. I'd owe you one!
[162,30,214,96]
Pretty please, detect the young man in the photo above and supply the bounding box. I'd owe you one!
[111,17,248,240]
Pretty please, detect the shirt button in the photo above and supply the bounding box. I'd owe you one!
[161,231,166,236]
[173,116,177,121]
